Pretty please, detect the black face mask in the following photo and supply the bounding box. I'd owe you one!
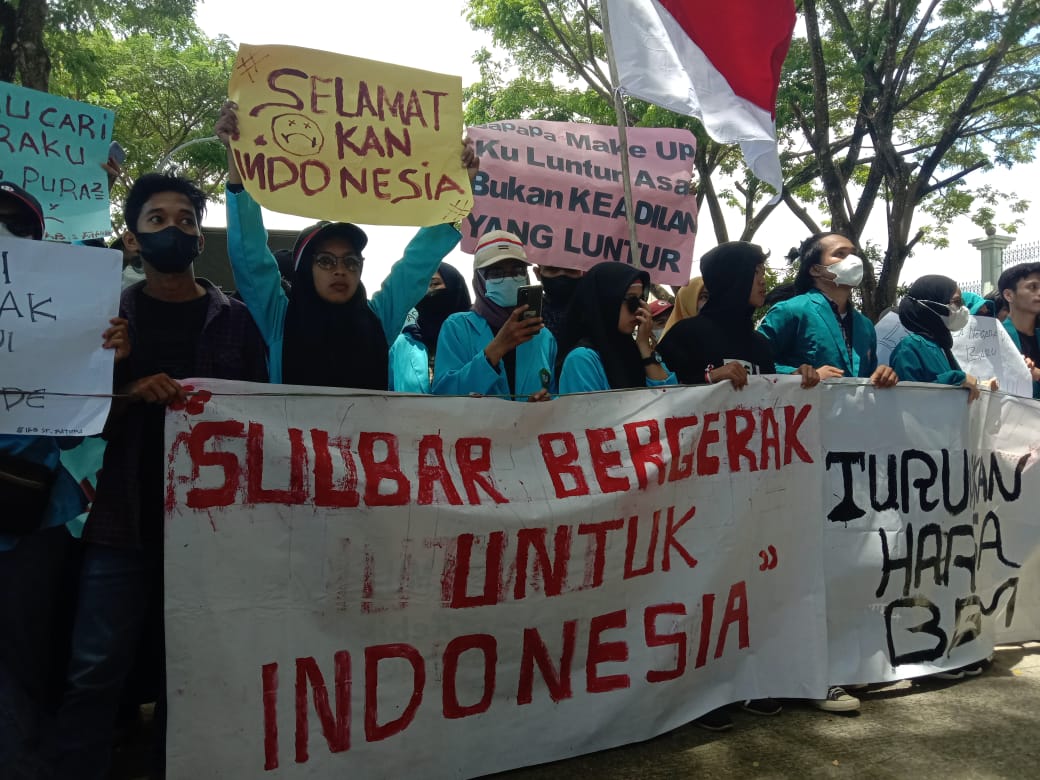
[541,275,579,306]
[136,226,200,274]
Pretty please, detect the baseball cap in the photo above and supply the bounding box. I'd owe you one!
[292,221,369,272]
[473,230,528,271]
[649,299,674,318]
[0,181,45,240]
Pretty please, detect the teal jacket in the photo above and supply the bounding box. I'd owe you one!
[1002,318,1040,399]
[759,289,879,377]
[432,311,557,400]
[389,329,431,393]
[225,186,460,383]
[889,333,966,387]
[558,347,677,394]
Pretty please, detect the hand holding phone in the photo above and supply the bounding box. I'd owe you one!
[516,284,543,319]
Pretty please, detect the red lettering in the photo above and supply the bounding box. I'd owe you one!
[455,437,507,504]
[538,432,589,498]
[624,419,665,490]
[247,423,308,505]
[299,159,331,196]
[517,621,577,704]
[783,405,814,465]
[185,421,245,509]
[644,603,687,682]
[586,427,630,493]
[586,610,630,693]
[442,634,497,719]
[364,644,424,742]
[268,156,300,192]
[358,432,410,506]
[623,511,660,579]
[311,430,359,507]
[665,415,698,481]
[662,505,698,571]
[725,409,758,472]
[695,592,715,668]
[714,580,750,659]
[514,526,571,599]
[294,653,350,764]
[577,518,624,589]
[759,407,781,470]
[696,412,721,475]
[417,434,463,505]
[262,662,279,770]
[447,532,505,608]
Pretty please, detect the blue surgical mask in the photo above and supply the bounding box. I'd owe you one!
[484,274,528,307]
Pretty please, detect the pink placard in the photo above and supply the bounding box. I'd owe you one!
[462,121,698,286]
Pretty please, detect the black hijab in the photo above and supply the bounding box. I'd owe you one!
[559,262,650,389]
[898,275,960,370]
[413,263,470,353]
[281,224,389,390]
[698,241,766,355]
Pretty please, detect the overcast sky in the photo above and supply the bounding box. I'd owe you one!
[195,0,1039,292]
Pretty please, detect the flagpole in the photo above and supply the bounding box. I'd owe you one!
[600,0,643,269]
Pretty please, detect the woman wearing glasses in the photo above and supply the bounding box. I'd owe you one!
[556,262,676,394]
[216,101,477,388]
[432,231,556,401]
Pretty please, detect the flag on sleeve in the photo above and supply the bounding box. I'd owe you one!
[605,0,796,197]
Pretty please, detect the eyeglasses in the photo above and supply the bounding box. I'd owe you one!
[313,252,363,273]
[624,295,647,313]
[483,264,528,281]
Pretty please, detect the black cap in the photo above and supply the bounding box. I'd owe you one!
[292,221,369,272]
[0,181,45,240]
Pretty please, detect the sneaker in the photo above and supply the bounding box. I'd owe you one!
[695,708,734,731]
[812,686,861,712]
[742,698,782,716]
[933,668,966,681]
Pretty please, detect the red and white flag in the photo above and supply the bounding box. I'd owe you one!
[605,0,795,197]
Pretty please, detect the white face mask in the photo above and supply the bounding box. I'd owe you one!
[825,255,864,287]
[484,274,528,307]
[939,303,970,333]
[652,327,664,343]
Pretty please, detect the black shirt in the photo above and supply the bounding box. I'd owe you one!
[132,289,209,379]
[658,316,776,384]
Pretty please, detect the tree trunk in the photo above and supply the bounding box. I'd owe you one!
[12,0,49,90]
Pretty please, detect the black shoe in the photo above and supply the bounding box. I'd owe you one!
[695,707,734,731]
[742,698,782,716]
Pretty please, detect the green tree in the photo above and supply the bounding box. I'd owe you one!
[50,28,236,223]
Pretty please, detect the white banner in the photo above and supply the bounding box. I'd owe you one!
[875,311,1033,398]
[165,378,828,778]
[0,237,120,436]
[164,379,1040,778]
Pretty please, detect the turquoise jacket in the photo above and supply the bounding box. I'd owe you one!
[389,329,431,393]
[759,289,879,377]
[0,435,81,551]
[558,347,677,394]
[889,333,966,387]
[432,311,557,400]
[1002,318,1040,399]
[225,186,461,383]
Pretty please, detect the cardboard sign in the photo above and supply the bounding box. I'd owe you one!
[228,43,472,226]
[463,121,698,285]
[0,237,120,435]
[0,82,113,241]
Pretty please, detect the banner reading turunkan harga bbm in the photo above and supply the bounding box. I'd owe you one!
[462,121,698,285]
[164,378,828,778]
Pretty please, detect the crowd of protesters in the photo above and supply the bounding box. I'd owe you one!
[2,97,1039,779]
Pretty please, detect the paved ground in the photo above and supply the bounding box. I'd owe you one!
[114,644,1040,778]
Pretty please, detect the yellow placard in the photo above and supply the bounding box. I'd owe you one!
[228,43,472,226]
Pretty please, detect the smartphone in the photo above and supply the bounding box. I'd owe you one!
[108,141,127,166]
[516,284,543,319]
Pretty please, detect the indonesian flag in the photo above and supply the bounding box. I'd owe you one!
[605,0,796,197]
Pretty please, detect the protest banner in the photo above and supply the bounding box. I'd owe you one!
[165,378,828,778]
[164,378,1040,777]
[820,381,1040,684]
[0,82,113,242]
[0,237,120,436]
[875,311,1033,398]
[228,44,472,226]
[464,121,698,285]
